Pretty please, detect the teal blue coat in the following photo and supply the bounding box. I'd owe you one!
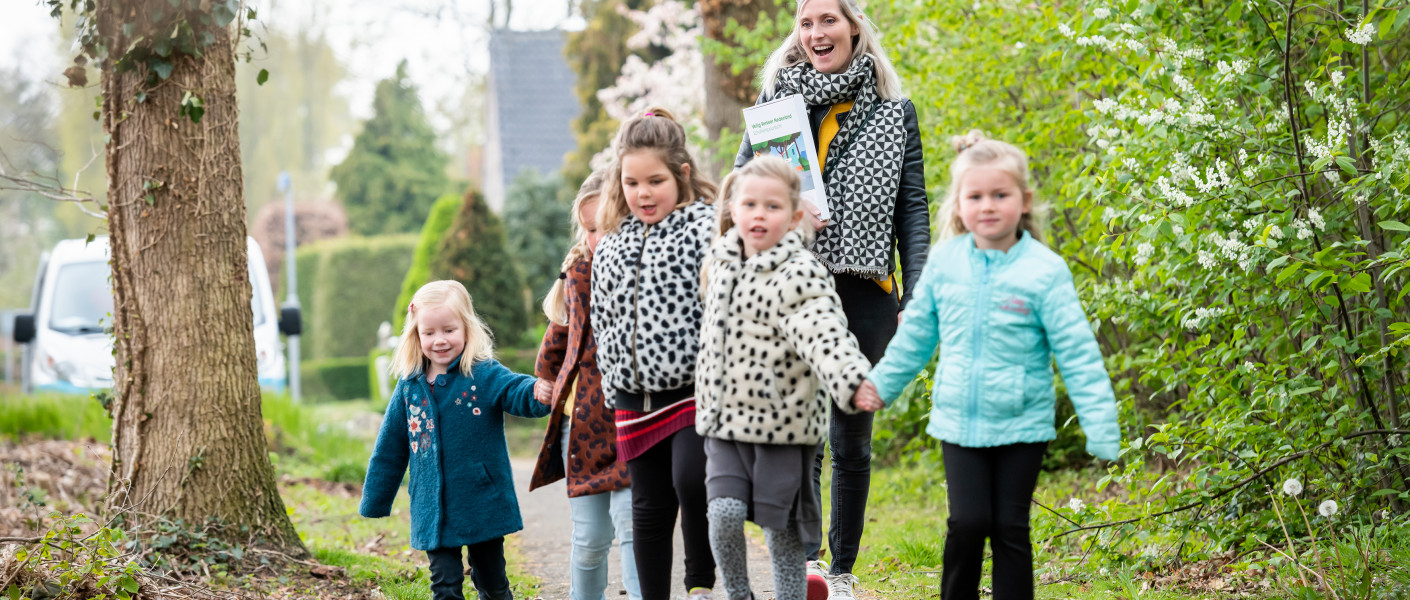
[360,358,550,550]
[868,232,1121,460]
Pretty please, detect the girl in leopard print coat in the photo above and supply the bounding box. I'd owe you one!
[696,157,877,600]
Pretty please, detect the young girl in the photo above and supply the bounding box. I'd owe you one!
[361,280,553,600]
[696,156,876,600]
[853,131,1122,600]
[590,107,719,600]
[529,171,640,600]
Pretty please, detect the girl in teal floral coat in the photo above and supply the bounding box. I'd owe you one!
[361,280,552,600]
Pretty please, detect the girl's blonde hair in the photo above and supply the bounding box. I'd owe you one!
[936,130,1046,243]
[597,107,719,234]
[390,280,494,379]
[759,0,904,101]
[703,156,812,290]
[542,170,606,325]
[714,155,809,242]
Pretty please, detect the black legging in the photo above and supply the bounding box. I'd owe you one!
[940,441,1047,600]
[807,273,898,573]
[627,426,716,599]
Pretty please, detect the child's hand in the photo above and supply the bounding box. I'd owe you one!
[534,378,554,405]
[852,380,884,412]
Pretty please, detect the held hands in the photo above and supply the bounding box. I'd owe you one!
[533,378,554,406]
[851,379,884,412]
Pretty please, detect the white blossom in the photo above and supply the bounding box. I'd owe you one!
[1014,41,1025,49]
[1094,98,1118,114]
[1283,478,1303,496]
[1101,206,1119,222]
[1068,497,1087,512]
[1308,208,1325,231]
[1345,21,1375,45]
[1319,500,1339,517]
[1058,23,1075,38]
[1134,242,1155,265]
[1330,71,1346,87]
[1093,7,1111,19]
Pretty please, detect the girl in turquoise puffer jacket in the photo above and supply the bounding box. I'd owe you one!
[853,131,1121,600]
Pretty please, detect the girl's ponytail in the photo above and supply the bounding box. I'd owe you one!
[542,170,606,325]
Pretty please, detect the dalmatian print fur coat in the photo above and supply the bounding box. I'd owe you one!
[591,201,715,409]
[695,228,871,445]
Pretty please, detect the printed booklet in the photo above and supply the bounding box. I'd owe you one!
[742,94,829,221]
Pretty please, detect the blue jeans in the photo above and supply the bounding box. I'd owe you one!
[563,422,641,600]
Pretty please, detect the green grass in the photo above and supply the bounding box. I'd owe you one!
[283,480,540,600]
[0,391,112,441]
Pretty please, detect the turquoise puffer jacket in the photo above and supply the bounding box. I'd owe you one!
[867,232,1121,460]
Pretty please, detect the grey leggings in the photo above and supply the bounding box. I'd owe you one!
[707,497,806,600]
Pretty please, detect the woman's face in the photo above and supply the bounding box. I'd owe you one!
[799,0,859,75]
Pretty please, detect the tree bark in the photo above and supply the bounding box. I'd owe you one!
[700,0,777,176]
[100,0,305,554]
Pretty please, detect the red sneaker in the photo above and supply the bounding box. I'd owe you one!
[807,573,829,600]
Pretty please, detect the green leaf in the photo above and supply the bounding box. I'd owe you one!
[85,233,96,245]
[120,575,139,593]
[1334,156,1357,175]
[1379,220,1410,232]
[1371,488,1402,497]
[257,69,269,86]
[149,59,173,80]
[1344,272,1373,293]
[1276,262,1302,285]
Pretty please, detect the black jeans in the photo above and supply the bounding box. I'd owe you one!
[427,537,511,600]
[627,426,716,599]
[807,274,898,574]
[940,442,1047,600]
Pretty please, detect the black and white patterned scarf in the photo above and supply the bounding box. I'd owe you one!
[773,54,907,279]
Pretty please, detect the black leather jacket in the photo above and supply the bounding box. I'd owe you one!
[733,97,930,309]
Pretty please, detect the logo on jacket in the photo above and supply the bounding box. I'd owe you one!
[998,296,1031,316]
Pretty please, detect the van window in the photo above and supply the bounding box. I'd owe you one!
[48,261,113,335]
[47,259,266,333]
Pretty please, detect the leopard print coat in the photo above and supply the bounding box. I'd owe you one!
[529,254,631,497]
[695,229,870,445]
[590,201,715,411]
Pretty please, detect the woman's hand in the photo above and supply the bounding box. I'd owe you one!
[533,378,554,406]
[803,199,829,231]
[852,379,884,412]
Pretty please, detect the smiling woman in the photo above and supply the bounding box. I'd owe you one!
[729,0,931,595]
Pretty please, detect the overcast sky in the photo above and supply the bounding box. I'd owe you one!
[0,0,577,122]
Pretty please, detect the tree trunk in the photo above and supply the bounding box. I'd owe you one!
[700,0,778,176]
[100,0,305,554]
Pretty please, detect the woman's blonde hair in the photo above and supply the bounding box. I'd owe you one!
[597,107,718,234]
[759,0,904,101]
[542,170,606,325]
[390,280,494,379]
[936,130,1046,243]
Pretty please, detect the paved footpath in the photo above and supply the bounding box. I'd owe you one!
[512,458,777,600]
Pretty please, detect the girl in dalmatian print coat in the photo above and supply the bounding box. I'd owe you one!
[695,156,878,600]
[361,280,553,600]
[589,108,721,600]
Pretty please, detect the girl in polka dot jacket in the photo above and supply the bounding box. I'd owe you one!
[696,156,877,600]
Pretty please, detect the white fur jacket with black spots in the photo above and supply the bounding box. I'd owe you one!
[695,228,871,446]
[591,201,715,411]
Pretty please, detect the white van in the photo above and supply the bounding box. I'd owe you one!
[11,236,295,394]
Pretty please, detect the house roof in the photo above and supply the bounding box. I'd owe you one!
[488,29,581,184]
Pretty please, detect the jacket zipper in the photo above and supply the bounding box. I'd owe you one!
[628,226,652,411]
[967,255,990,447]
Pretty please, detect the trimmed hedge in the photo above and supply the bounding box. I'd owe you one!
[305,234,417,360]
[393,193,462,333]
[300,357,372,401]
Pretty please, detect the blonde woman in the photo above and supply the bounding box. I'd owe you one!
[732,0,930,596]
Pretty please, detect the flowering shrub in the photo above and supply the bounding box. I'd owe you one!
[860,0,1410,580]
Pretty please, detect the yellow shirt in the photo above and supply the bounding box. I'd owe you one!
[818,101,895,296]
[564,376,578,416]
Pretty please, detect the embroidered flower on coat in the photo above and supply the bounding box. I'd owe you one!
[411,441,420,454]
[473,407,482,415]
[408,416,422,434]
